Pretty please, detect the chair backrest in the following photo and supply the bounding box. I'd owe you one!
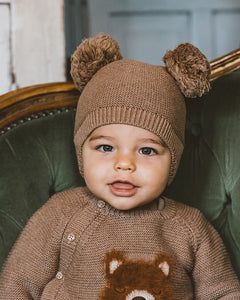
[1,50,240,277]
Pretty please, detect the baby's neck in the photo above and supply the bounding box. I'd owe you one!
[133,197,165,212]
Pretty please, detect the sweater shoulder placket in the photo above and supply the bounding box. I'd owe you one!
[57,200,107,276]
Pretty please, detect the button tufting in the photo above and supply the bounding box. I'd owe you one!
[190,123,201,137]
[56,271,63,279]
[97,200,105,208]
[67,233,75,242]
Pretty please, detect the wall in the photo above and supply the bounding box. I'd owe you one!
[0,0,66,95]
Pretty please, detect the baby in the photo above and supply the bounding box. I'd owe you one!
[0,34,240,299]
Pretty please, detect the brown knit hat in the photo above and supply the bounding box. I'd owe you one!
[71,33,210,185]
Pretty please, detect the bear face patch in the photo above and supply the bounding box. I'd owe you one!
[100,250,175,300]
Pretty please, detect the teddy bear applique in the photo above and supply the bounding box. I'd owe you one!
[100,250,175,300]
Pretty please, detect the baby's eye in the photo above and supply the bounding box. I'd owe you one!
[139,147,157,155]
[97,145,114,152]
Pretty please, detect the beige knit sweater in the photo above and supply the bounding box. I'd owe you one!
[0,187,239,299]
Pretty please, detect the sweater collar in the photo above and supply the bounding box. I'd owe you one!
[80,186,177,219]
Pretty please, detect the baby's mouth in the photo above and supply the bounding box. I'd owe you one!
[111,181,136,189]
[108,181,138,197]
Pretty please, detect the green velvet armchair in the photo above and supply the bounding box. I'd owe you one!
[1,49,240,280]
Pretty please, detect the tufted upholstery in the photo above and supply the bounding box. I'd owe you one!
[166,70,240,277]
[0,70,240,280]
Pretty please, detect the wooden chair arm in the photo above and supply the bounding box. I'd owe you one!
[210,48,240,81]
[0,82,79,131]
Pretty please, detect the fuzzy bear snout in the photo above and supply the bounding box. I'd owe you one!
[126,290,155,300]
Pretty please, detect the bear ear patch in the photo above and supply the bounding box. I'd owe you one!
[158,261,170,277]
[105,250,126,277]
[109,259,123,274]
[155,253,174,277]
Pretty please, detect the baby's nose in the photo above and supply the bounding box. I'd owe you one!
[114,154,136,172]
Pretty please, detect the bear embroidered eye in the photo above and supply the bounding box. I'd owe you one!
[114,286,126,294]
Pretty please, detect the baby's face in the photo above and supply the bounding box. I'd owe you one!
[82,124,171,210]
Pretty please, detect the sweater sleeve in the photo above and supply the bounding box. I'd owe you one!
[0,194,69,299]
[192,211,240,299]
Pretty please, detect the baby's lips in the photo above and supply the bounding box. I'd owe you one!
[109,181,138,197]
[111,181,136,190]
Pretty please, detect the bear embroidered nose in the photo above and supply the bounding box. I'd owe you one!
[132,297,146,300]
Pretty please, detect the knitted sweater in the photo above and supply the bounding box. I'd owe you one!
[0,187,239,299]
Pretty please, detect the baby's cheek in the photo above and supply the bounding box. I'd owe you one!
[85,163,108,185]
[143,167,168,190]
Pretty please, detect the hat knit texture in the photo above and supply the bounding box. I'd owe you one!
[71,33,210,185]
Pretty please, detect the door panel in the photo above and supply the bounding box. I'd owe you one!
[109,11,191,64]
[0,3,11,94]
[88,0,240,62]
[213,10,240,57]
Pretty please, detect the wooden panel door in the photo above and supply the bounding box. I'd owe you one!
[0,0,66,95]
[88,0,240,62]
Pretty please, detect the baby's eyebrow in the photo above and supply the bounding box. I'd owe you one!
[139,138,166,147]
[89,135,115,142]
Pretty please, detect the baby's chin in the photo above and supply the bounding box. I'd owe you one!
[111,203,137,211]
[105,201,134,211]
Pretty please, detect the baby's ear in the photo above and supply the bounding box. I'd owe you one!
[155,254,174,277]
[163,43,211,98]
[104,250,125,277]
[71,33,122,92]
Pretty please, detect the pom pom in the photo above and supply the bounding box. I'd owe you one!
[163,43,211,98]
[71,33,123,92]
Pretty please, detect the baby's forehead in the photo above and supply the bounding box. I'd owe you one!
[90,124,155,136]
[88,124,165,145]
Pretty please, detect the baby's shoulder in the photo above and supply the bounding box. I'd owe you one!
[165,197,209,230]
[168,198,216,242]
[41,186,88,218]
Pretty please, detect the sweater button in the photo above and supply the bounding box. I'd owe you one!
[97,200,105,208]
[56,271,63,279]
[67,233,75,242]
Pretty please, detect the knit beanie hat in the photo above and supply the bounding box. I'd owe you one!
[71,33,210,185]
